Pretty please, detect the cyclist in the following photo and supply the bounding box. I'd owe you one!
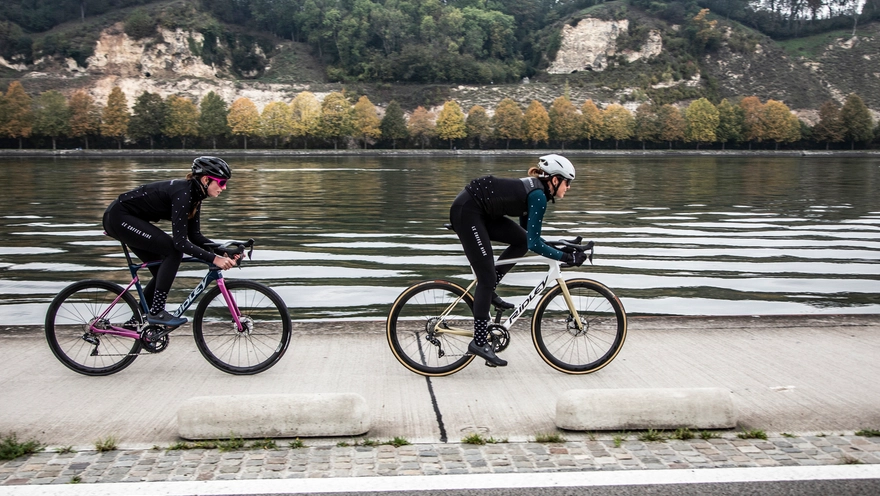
[449,154,588,367]
[102,156,238,328]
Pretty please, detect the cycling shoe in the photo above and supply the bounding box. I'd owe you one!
[147,309,187,328]
[468,340,507,367]
[491,292,515,310]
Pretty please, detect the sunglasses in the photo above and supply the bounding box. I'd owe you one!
[205,175,228,188]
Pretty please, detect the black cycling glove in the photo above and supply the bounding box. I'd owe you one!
[564,251,588,267]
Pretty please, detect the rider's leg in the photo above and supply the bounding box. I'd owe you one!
[487,217,528,297]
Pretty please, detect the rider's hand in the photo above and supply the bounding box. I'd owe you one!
[564,251,588,267]
[213,255,236,270]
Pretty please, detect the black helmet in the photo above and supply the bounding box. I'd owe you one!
[192,156,231,179]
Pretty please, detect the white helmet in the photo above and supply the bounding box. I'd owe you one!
[537,154,575,181]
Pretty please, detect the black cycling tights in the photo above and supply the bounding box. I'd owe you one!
[103,204,184,313]
[450,192,528,323]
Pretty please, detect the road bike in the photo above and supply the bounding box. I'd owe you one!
[45,238,291,376]
[387,235,626,376]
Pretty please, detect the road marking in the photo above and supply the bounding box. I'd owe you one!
[1,465,879,495]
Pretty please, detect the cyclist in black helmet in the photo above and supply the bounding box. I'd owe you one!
[449,154,588,367]
[102,156,238,328]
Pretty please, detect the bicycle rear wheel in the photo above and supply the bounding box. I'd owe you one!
[532,278,626,374]
[45,280,142,376]
[386,280,476,377]
[193,279,291,375]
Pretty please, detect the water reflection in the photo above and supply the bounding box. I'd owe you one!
[0,155,878,322]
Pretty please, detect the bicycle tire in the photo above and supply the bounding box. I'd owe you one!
[532,278,626,374]
[192,279,291,375]
[386,280,476,377]
[45,279,142,376]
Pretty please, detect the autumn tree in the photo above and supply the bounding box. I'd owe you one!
[684,98,720,149]
[633,103,659,150]
[740,96,765,149]
[523,100,549,148]
[436,100,467,149]
[407,106,435,149]
[68,90,100,149]
[128,91,165,149]
[319,91,353,150]
[352,95,381,149]
[465,105,491,149]
[602,104,634,149]
[261,101,292,148]
[199,91,229,150]
[380,100,408,149]
[33,90,70,150]
[227,97,260,149]
[290,91,321,149]
[715,99,744,150]
[101,86,129,149]
[163,95,200,149]
[492,98,523,149]
[812,101,845,150]
[762,100,800,150]
[580,99,603,149]
[657,104,685,149]
[548,96,580,150]
[840,93,874,149]
[1,81,33,149]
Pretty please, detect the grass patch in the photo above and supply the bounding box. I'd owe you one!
[94,436,118,452]
[358,439,381,447]
[843,455,863,464]
[383,437,411,448]
[0,434,45,460]
[777,28,873,60]
[69,475,82,484]
[461,433,507,445]
[56,446,75,454]
[290,438,306,449]
[638,429,667,442]
[670,427,694,440]
[250,438,277,450]
[534,433,566,444]
[855,429,880,437]
[613,433,627,448]
[699,430,720,440]
[736,429,768,440]
[217,436,246,452]
[336,441,350,447]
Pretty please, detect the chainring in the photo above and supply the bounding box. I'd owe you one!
[140,325,171,353]
[486,324,510,352]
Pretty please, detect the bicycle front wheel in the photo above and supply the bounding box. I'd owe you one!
[45,280,142,376]
[532,278,626,374]
[193,279,291,375]
[386,280,476,377]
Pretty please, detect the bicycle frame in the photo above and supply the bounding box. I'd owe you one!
[89,247,243,339]
[433,255,584,336]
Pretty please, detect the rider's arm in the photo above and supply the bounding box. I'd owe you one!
[524,190,566,261]
[186,203,213,249]
[170,191,217,264]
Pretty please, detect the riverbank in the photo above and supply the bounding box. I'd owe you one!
[1,148,879,158]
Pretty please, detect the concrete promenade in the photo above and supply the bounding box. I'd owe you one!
[1,314,879,489]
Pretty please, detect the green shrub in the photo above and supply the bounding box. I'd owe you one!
[125,10,156,40]
[0,433,44,460]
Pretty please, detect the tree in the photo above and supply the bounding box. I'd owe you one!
[435,100,467,149]
[407,106,435,149]
[290,91,322,149]
[465,105,491,149]
[352,95,381,149]
[812,101,845,150]
[548,96,580,150]
[1,81,33,149]
[319,91,353,150]
[101,86,129,149]
[580,99,603,149]
[523,100,549,148]
[840,93,874,149]
[762,100,799,150]
[633,103,659,150]
[657,104,686,149]
[740,96,765,149]
[163,95,200,149]
[261,101,292,148]
[684,98,720,149]
[492,98,523,149]
[128,91,165,149]
[68,90,100,149]
[380,100,408,149]
[602,104,634,149]
[715,99,744,150]
[33,90,70,150]
[227,97,260,149]
[199,91,229,150]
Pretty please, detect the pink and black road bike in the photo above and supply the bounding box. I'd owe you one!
[45,239,291,376]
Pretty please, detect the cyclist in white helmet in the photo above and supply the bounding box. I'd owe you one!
[448,154,587,367]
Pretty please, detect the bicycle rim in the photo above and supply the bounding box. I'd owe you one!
[45,280,141,376]
[386,280,475,377]
[532,278,626,374]
[193,279,291,375]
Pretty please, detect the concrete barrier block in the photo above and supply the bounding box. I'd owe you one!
[556,388,736,431]
[177,393,371,440]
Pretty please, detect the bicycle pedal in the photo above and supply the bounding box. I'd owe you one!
[484,360,497,368]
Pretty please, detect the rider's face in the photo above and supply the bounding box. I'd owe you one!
[552,176,570,199]
[202,176,225,197]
